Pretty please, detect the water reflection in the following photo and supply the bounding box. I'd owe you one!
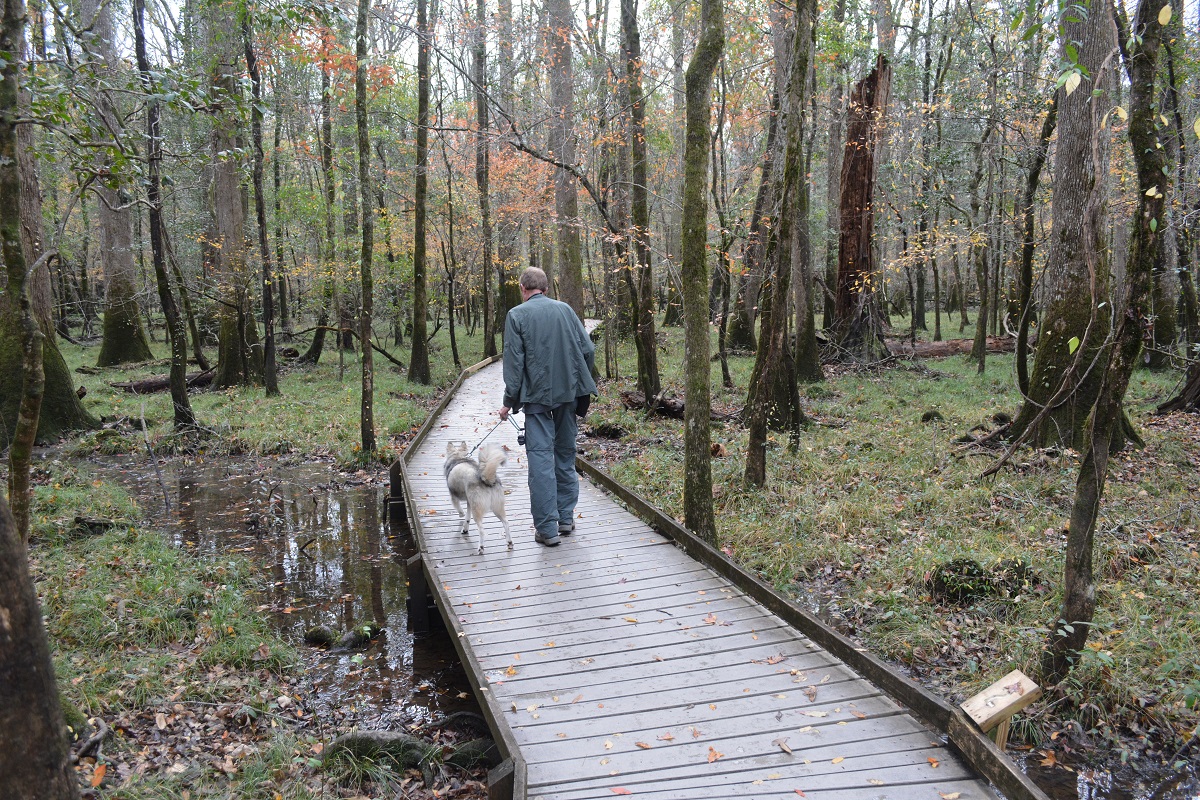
[89,455,476,730]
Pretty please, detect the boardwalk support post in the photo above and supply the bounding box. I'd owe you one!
[388,460,407,526]
[406,554,434,636]
[960,669,1042,751]
[486,758,514,800]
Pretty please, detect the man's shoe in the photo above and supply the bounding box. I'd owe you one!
[558,521,575,536]
[535,532,561,547]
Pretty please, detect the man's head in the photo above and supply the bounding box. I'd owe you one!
[519,268,549,300]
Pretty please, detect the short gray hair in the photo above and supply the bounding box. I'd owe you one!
[519,267,549,292]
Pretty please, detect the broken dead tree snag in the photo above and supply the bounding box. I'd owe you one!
[833,53,891,362]
[109,369,215,393]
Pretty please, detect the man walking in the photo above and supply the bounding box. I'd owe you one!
[498,268,597,546]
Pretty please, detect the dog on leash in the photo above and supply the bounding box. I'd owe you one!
[444,441,513,554]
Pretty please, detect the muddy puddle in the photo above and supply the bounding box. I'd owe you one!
[80,453,478,732]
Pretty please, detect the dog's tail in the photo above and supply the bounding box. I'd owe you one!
[478,445,506,486]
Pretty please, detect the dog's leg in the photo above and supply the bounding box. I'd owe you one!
[471,503,487,554]
[452,495,469,536]
[495,506,514,550]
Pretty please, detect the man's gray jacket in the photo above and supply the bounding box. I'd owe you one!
[502,294,597,413]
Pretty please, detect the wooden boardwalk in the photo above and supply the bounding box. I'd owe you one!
[395,359,1046,800]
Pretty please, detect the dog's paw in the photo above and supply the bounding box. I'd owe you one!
[477,545,485,555]
[460,527,469,536]
[507,541,514,550]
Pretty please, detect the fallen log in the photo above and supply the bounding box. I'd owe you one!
[620,391,738,421]
[887,336,1016,358]
[109,369,214,394]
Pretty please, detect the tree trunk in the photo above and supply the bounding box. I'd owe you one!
[1042,0,1165,683]
[680,0,723,543]
[474,0,496,358]
[409,0,432,383]
[87,0,154,368]
[545,0,585,316]
[622,0,660,399]
[494,0,522,321]
[208,2,260,388]
[301,64,337,367]
[833,55,891,361]
[136,0,195,428]
[1017,97,1057,397]
[745,0,815,489]
[356,0,375,454]
[0,496,79,799]
[1010,9,1118,451]
[244,14,279,396]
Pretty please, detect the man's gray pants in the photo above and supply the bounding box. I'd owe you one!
[523,403,578,537]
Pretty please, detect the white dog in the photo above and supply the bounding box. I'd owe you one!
[443,441,513,554]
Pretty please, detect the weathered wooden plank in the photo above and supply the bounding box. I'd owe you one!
[523,720,948,786]
[448,566,728,613]
[538,749,975,800]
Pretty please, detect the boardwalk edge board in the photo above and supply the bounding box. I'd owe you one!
[396,356,529,800]
[574,456,1051,800]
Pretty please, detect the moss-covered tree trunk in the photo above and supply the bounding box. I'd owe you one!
[356,0,375,455]
[1009,11,1117,451]
[680,0,723,543]
[0,41,93,447]
[1016,97,1058,397]
[745,0,815,488]
[1042,0,1165,683]
[85,0,153,368]
[207,0,260,388]
[135,0,195,428]
[408,0,432,384]
[546,0,585,317]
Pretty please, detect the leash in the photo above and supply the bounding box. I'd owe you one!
[469,415,525,455]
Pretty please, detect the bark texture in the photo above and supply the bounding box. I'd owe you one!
[409,0,432,384]
[680,0,723,543]
[0,496,78,800]
[833,55,891,360]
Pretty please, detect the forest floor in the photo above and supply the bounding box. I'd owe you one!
[23,315,1200,797]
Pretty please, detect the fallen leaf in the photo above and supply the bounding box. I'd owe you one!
[635,742,652,749]
[707,746,724,763]
[604,741,614,750]
[90,763,107,788]
[928,756,940,768]
[623,617,638,624]
[155,712,168,730]
[657,732,675,742]
[803,686,818,702]
[1040,750,1057,767]
[795,791,807,797]
[832,756,844,764]
[940,793,962,799]
[850,710,867,719]
[610,789,632,796]
[505,666,518,676]
[572,695,584,703]
[868,779,885,786]
[703,613,719,624]
[772,737,792,754]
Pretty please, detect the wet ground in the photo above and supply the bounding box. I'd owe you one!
[77,452,1196,800]
[83,453,478,734]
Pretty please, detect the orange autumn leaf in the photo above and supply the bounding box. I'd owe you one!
[635,742,652,749]
[610,789,632,796]
[90,763,107,788]
[928,756,940,768]
[795,791,807,797]
[657,732,675,741]
[707,746,724,763]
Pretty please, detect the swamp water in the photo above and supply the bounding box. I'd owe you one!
[82,453,477,733]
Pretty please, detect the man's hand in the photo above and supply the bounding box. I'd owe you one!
[498,406,510,421]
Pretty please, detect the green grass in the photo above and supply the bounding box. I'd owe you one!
[60,326,488,466]
[585,319,1199,760]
